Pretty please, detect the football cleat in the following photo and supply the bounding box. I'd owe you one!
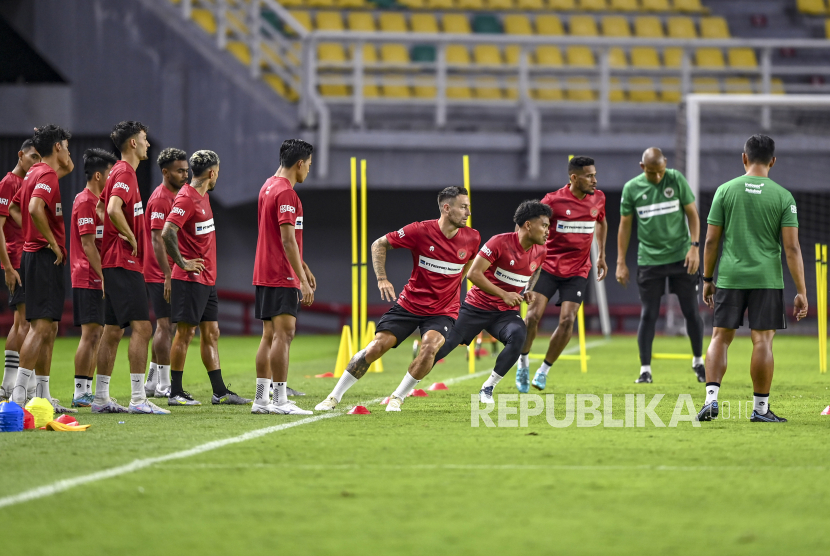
[531,370,547,391]
[211,389,252,405]
[515,366,530,393]
[750,407,787,423]
[153,385,171,398]
[128,399,171,414]
[71,393,95,408]
[168,391,202,406]
[251,402,279,414]
[314,395,338,411]
[634,371,653,384]
[693,364,706,383]
[272,400,313,415]
[697,401,719,421]
[91,398,129,413]
[286,385,305,397]
[52,398,78,414]
[385,395,403,412]
[479,386,494,404]
[0,386,10,403]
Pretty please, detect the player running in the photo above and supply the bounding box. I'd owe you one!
[250,139,316,415]
[143,147,188,398]
[161,150,250,406]
[697,135,808,423]
[432,200,549,403]
[93,121,169,415]
[8,125,74,413]
[516,156,608,393]
[315,186,480,413]
[0,139,40,402]
[69,148,117,408]
[616,147,705,384]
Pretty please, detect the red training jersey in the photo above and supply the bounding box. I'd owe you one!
[165,184,216,286]
[386,220,480,319]
[465,232,546,312]
[143,183,178,283]
[0,172,24,269]
[101,160,145,272]
[541,185,605,279]
[14,162,66,258]
[253,177,303,289]
[70,188,103,290]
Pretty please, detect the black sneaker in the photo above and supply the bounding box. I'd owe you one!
[750,407,787,422]
[212,387,253,405]
[634,371,653,384]
[697,401,719,421]
[168,390,201,406]
[693,364,706,383]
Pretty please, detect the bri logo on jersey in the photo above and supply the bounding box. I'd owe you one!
[133,201,144,217]
[78,217,94,227]
[280,205,296,213]
[35,183,51,193]
[480,245,492,256]
[171,207,186,217]
[195,218,215,235]
[151,211,165,220]
[114,182,130,192]
[0,198,8,206]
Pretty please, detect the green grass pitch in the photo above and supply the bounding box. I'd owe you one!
[1,333,828,554]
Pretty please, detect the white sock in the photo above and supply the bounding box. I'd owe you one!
[130,373,146,403]
[330,372,358,402]
[753,393,769,415]
[704,384,719,405]
[36,375,51,401]
[518,353,530,369]
[2,350,19,394]
[85,378,93,394]
[145,362,158,388]
[538,362,552,377]
[255,378,271,405]
[74,377,86,399]
[640,365,652,375]
[157,365,171,390]
[11,367,33,403]
[94,375,111,404]
[392,373,420,400]
[482,371,503,389]
[273,382,287,405]
[692,356,704,367]
[27,369,37,396]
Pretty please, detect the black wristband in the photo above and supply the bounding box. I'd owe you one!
[702,276,714,283]
[691,241,700,247]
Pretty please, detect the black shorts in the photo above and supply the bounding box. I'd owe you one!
[376,303,455,348]
[532,270,588,306]
[255,286,301,320]
[73,287,104,326]
[146,281,171,319]
[6,265,25,309]
[21,249,64,322]
[172,280,219,325]
[451,302,527,346]
[713,288,787,330]
[103,267,150,328]
[637,260,700,301]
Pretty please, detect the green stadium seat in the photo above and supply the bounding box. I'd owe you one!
[536,15,565,35]
[411,45,436,62]
[602,16,631,37]
[700,16,730,38]
[667,17,697,39]
[472,14,502,34]
[634,16,664,38]
[569,15,599,36]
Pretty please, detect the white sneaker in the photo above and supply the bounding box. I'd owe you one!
[479,386,495,404]
[128,399,171,414]
[273,400,313,415]
[314,395,338,411]
[154,385,171,398]
[385,395,403,412]
[251,402,279,414]
[144,383,157,399]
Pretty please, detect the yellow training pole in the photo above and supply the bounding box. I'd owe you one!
[463,155,472,293]
[577,303,587,373]
[468,344,476,374]
[818,244,824,373]
[350,158,359,354]
[822,244,828,373]
[360,159,368,347]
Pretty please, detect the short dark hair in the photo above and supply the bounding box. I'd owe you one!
[189,150,220,177]
[744,134,775,165]
[20,139,35,152]
[279,139,314,168]
[110,120,148,151]
[32,124,71,157]
[568,156,595,174]
[437,186,468,208]
[514,200,552,227]
[83,148,118,181]
[157,148,188,170]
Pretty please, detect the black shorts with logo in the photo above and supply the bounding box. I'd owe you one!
[713,288,787,330]
[172,280,219,325]
[22,249,64,322]
[376,303,455,348]
[637,260,700,301]
[255,286,301,320]
[103,267,150,328]
[146,281,172,319]
[73,287,104,326]
[532,269,588,307]
[450,302,527,346]
[6,265,25,309]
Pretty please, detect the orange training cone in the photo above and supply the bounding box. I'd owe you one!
[315,372,335,378]
[348,405,371,414]
[410,389,428,397]
[821,405,830,415]
[428,382,448,391]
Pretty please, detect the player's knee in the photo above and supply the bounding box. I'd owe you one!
[419,336,444,356]
[504,322,527,346]
[559,313,576,329]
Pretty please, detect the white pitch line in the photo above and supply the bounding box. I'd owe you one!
[154,463,829,472]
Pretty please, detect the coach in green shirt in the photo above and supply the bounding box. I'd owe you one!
[698,134,808,424]
[617,147,704,384]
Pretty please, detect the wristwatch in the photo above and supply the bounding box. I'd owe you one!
[702,276,714,283]
[691,241,700,247]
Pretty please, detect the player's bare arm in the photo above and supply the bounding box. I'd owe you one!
[701,224,722,309]
[29,196,63,265]
[9,201,22,228]
[152,228,173,302]
[615,214,633,287]
[594,217,608,281]
[782,226,808,321]
[525,265,542,303]
[106,195,138,256]
[280,222,313,306]
[467,255,522,307]
[302,261,316,291]
[372,235,396,302]
[0,215,21,294]
[683,202,701,274]
[161,222,205,274]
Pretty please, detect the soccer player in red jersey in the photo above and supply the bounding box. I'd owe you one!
[516,156,608,393]
[93,121,169,415]
[161,150,251,406]
[69,148,117,408]
[316,186,480,413]
[431,200,550,403]
[0,139,40,402]
[251,139,316,415]
[143,148,188,399]
[8,125,74,413]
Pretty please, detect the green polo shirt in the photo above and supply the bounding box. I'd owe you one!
[621,169,696,266]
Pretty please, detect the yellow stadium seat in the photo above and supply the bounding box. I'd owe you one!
[537,15,565,35]
[380,44,410,63]
[191,9,217,34]
[610,0,639,12]
[578,0,607,11]
[567,46,596,66]
[609,47,628,67]
[278,0,304,7]
[426,0,455,9]
[634,16,664,38]
[227,42,251,66]
[728,48,757,68]
[381,74,411,98]
[264,74,297,100]
[485,0,515,9]
[549,0,577,9]
[566,77,595,101]
[826,18,830,38]
[660,77,681,102]
[771,78,785,94]
[505,45,528,65]
[641,0,670,11]
[505,77,519,100]
[517,0,545,9]
[457,0,486,9]
[411,14,439,33]
[536,46,564,65]
[673,0,709,13]
[316,11,344,31]
[443,14,472,34]
[609,77,625,102]
[667,17,697,38]
[474,45,503,65]
[700,16,730,38]
[628,77,658,102]
[288,11,312,32]
[337,0,371,7]
[474,76,503,99]
[602,16,631,37]
[308,0,336,7]
[796,0,828,15]
[569,15,598,36]
[695,47,725,68]
[397,0,426,7]
[379,13,407,32]
[692,77,720,93]
[347,12,375,32]
[413,79,436,98]
[724,77,753,94]
[351,44,378,64]
[447,45,472,65]
[319,82,349,97]
[362,79,380,99]
[631,47,660,68]
[663,47,684,67]
[504,14,533,35]
[447,77,472,99]
[534,77,564,101]
[318,43,347,63]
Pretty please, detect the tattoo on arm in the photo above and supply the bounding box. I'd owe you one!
[526,266,542,293]
[372,237,391,280]
[162,223,186,269]
[346,349,370,379]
